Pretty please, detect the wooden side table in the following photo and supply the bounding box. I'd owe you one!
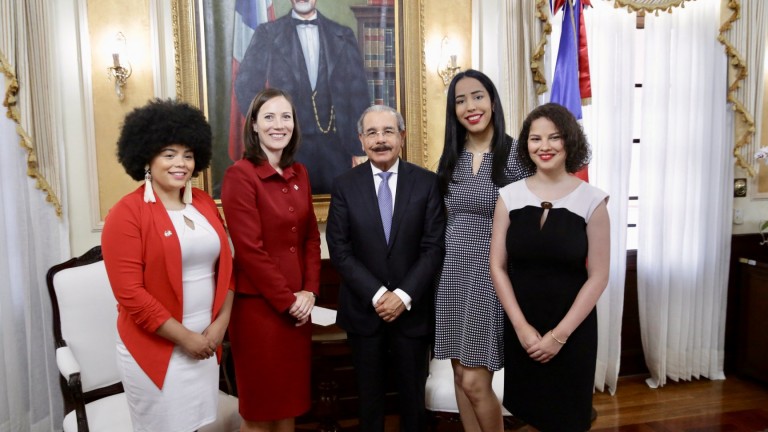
[312,324,350,432]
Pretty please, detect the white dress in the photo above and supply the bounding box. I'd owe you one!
[116,204,221,432]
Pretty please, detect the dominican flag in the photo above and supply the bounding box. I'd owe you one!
[229,0,275,161]
[550,0,592,180]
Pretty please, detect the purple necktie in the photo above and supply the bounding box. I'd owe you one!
[377,172,393,243]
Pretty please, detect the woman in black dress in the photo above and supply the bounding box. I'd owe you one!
[490,103,610,431]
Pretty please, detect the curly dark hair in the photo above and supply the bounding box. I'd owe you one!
[242,88,301,168]
[517,103,591,174]
[437,69,512,195]
[116,99,212,181]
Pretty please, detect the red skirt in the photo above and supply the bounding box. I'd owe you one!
[229,295,312,421]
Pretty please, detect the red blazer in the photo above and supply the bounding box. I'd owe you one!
[102,186,234,388]
[221,160,320,310]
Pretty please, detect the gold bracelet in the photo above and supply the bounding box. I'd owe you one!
[549,330,566,345]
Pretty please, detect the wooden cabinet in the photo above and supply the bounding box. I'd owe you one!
[736,259,768,384]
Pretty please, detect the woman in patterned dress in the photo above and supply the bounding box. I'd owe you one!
[434,70,531,432]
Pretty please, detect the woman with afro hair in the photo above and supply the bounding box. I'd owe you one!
[490,103,609,431]
[102,98,235,432]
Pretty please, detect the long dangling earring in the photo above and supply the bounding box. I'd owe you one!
[143,165,156,203]
[183,179,193,204]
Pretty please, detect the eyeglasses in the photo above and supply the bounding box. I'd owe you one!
[363,129,398,139]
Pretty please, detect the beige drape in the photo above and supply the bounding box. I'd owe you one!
[0,0,63,216]
[501,0,550,133]
[612,0,694,14]
[718,0,768,175]
[472,0,549,135]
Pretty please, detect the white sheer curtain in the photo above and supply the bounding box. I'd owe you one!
[476,0,629,394]
[543,1,633,395]
[637,0,730,388]
[1,0,69,430]
[1,72,68,432]
[472,0,505,112]
[579,1,635,394]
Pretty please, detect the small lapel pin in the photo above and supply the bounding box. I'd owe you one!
[164,230,173,237]
[294,184,299,190]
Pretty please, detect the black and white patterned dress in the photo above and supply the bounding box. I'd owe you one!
[434,139,531,370]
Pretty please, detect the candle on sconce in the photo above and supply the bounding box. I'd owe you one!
[107,32,132,101]
[437,36,461,87]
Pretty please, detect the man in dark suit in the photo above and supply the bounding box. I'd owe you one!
[326,105,445,432]
[235,0,370,194]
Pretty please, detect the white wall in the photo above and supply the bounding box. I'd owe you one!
[732,166,768,234]
[55,0,103,256]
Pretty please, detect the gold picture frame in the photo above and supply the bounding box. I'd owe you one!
[170,0,426,222]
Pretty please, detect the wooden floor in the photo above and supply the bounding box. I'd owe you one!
[588,375,768,431]
[505,375,768,431]
[303,374,768,431]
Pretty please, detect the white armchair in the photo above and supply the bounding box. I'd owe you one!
[47,246,240,432]
[424,358,512,430]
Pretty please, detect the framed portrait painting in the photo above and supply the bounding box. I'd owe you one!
[171,0,426,221]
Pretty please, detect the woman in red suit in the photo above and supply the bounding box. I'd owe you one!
[102,99,235,432]
[221,88,321,432]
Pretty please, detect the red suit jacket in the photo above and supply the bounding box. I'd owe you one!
[221,160,321,308]
[102,186,234,388]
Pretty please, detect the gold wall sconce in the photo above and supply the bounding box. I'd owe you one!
[437,36,461,86]
[106,32,132,101]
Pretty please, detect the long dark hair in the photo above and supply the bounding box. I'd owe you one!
[242,88,301,168]
[437,69,511,195]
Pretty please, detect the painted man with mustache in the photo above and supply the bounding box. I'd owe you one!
[235,0,370,195]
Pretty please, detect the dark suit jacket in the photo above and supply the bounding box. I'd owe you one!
[234,12,370,193]
[102,187,234,388]
[326,160,445,338]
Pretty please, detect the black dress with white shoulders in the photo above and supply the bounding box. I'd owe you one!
[499,180,608,431]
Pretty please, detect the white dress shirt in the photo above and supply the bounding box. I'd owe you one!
[292,10,320,90]
[369,160,412,311]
